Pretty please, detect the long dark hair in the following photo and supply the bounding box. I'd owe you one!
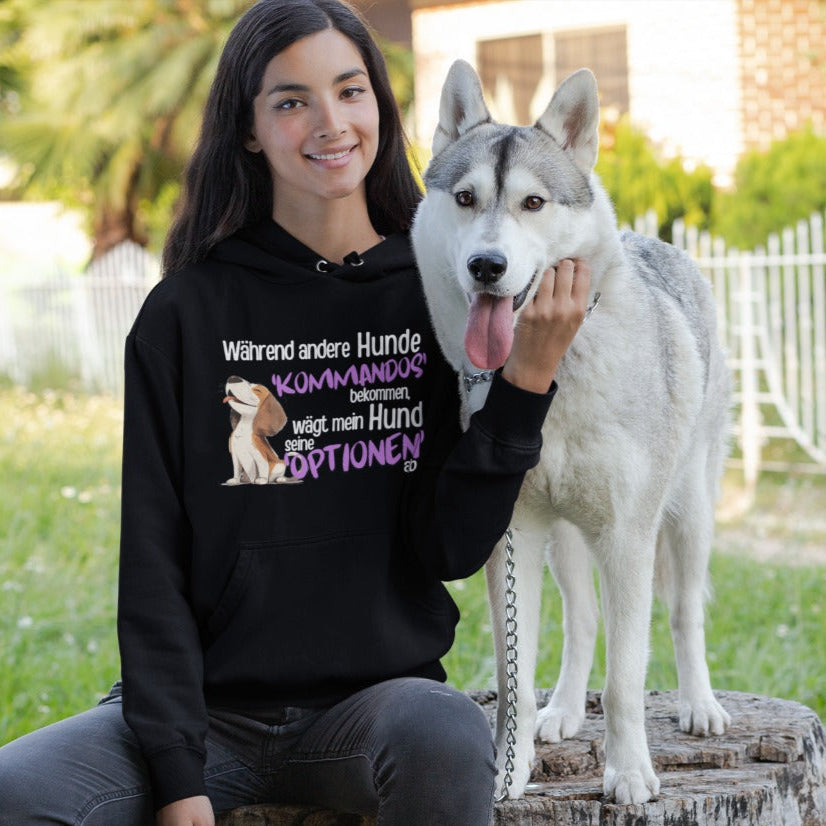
[162,0,421,274]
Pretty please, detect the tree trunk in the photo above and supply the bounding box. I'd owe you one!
[91,207,147,260]
[216,690,826,826]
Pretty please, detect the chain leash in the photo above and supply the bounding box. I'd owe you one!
[462,368,496,393]
[495,527,518,803]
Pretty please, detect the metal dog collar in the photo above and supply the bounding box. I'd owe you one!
[585,291,601,319]
[462,368,495,393]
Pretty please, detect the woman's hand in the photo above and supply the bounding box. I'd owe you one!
[157,795,215,826]
[501,258,591,393]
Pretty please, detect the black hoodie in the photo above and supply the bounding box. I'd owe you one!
[117,220,554,809]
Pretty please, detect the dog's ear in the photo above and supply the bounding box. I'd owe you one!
[535,68,600,173]
[255,394,287,437]
[432,59,492,157]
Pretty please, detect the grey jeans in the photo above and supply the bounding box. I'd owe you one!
[0,677,496,826]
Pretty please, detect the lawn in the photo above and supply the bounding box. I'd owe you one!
[0,387,122,743]
[1,385,824,747]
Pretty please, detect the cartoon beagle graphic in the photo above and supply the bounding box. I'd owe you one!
[223,376,289,484]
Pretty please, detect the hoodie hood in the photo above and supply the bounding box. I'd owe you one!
[211,220,414,285]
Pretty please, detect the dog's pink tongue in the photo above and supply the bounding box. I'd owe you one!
[465,293,514,369]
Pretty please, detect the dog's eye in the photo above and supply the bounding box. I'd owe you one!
[523,195,545,211]
[455,190,474,208]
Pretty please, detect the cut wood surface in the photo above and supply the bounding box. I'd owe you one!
[216,690,826,826]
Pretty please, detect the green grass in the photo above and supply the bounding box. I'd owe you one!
[0,386,824,748]
[443,553,826,717]
[0,387,122,743]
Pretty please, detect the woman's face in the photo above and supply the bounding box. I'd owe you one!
[247,28,380,220]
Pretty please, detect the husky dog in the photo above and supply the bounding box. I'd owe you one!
[411,60,731,804]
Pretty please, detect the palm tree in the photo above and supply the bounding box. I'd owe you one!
[0,0,255,258]
[1,0,417,259]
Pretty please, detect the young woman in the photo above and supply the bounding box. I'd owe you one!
[0,2,590,824]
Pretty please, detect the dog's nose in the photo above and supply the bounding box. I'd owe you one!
[467,253,507,285]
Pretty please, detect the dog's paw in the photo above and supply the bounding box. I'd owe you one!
[679,694,731,736]
[494,759,532,801]
[535,701,584,743]
[603,762,660,804]
[494,739,534,800]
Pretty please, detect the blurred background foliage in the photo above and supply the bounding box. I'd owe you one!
[0,0,256,257]
[712,126,826,249]
[596,115,826,249]
[596,114,715,244]
[1,0,825,258]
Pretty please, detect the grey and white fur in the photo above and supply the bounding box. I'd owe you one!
[411,60,731,804]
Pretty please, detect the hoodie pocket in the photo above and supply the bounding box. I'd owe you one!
[202,530,456,688]
[203,530,389,648]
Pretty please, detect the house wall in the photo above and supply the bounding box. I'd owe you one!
[738,0,826,150]
[412,0,743,185]
[0,202,91,282]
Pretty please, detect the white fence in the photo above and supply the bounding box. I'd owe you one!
[1,217,824,479]
[0,241,159,394]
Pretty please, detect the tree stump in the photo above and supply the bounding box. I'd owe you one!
[216,808,369,825]
[216,690,826,826]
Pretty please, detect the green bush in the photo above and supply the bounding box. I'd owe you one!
[711,126,826,249]
[596,115,715,243]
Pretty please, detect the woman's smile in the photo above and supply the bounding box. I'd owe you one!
[305,143,358,165]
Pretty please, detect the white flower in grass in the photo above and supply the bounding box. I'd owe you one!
[17,615,33,629]
[60,486,77,499]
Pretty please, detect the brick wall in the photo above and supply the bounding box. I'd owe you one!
[737,0,826,149]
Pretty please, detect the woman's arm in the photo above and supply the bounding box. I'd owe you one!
[118,328,209,812]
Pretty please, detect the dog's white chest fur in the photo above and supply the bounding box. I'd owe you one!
[231,417,262,460]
